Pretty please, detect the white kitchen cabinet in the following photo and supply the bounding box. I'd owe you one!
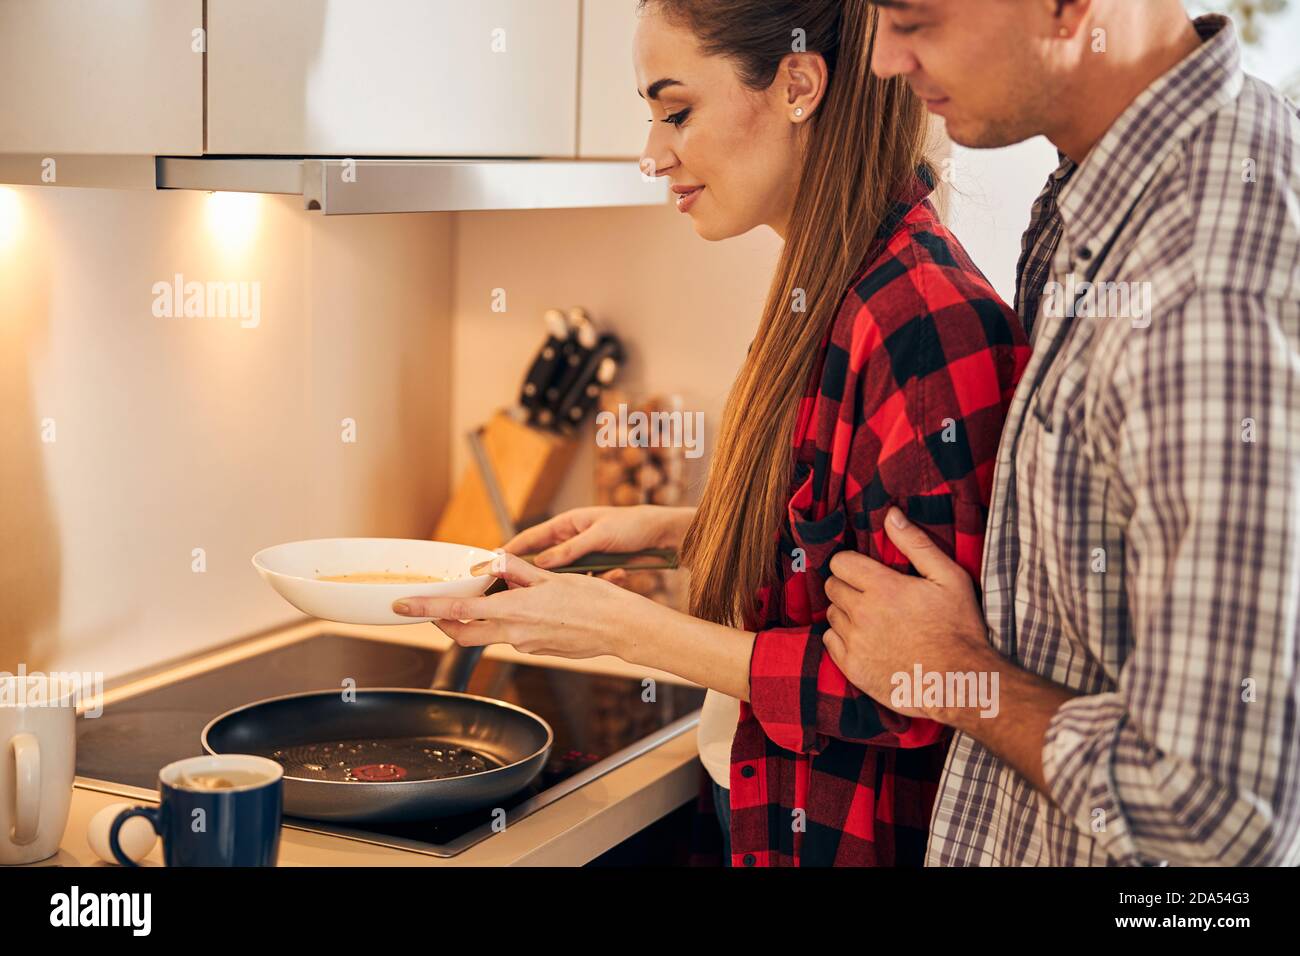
[0,0,204,155]
[579,0,649,158]
[207,0,580,158]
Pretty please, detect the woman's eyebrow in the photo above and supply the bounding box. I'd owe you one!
[639,78,685,100]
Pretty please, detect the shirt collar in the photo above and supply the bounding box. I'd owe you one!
[881,164,936,237]
[1055,14,1243,264]
[855,165,936,268]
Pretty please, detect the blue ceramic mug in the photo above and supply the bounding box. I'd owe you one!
[109,755,283,866]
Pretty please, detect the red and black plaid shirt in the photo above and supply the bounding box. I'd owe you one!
[727,172,1030,866]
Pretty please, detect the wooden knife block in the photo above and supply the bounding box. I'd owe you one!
[434,411,578,549]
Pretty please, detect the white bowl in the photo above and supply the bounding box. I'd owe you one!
[252,538,497,625]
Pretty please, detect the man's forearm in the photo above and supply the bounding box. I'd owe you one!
[939,656,1077,795]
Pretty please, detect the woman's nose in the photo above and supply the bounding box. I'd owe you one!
[640,126,676,180]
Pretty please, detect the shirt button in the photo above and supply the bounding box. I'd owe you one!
[1078,245,1093,261]
[740,765,756,779]
[743,853,756,867]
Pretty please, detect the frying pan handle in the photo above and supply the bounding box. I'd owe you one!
[430,577,507,692]
[544,548,678,574]
[431,645,485,693]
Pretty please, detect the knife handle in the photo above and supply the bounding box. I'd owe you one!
[553,334,624,432]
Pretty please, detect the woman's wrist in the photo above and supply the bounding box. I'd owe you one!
[612,596,754,701]
[653,506,697,549]
[611,590,675,666]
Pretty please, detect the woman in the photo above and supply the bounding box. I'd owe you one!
[395,0,1028,866]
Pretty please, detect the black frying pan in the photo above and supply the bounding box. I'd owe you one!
[202,687,551,823]
[203,549,678,823]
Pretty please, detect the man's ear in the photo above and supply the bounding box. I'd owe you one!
[1049,0,1095,38]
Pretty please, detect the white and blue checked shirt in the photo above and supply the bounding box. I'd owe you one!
[927,15,1300,866]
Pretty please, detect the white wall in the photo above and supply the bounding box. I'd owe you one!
[945,140,1062,305]
[0,186,453,679]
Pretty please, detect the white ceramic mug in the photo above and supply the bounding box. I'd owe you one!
[1,675,77,865]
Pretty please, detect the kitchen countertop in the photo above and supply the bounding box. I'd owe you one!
[25,619,706,867]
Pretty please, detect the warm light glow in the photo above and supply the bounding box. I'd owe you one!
[206,191,262,252]
[0,187,21,251]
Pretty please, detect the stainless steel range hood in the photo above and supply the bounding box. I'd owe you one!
[163,157,668,215]
[0,154,667,215]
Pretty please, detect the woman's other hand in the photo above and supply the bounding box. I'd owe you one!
[502,505,694,570]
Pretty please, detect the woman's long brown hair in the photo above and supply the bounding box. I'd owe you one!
[644,0,933,626]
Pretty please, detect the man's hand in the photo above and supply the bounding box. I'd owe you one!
[826,506,1077,792]
[823,507,998,726]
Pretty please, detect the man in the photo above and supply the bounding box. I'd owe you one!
[823,0,1300,865]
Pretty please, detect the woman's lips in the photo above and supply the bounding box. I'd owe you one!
[673,185,705,213]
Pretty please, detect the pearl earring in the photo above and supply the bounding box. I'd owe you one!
[794,107,805,118]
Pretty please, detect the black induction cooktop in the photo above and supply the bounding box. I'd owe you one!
[76,633,705,857]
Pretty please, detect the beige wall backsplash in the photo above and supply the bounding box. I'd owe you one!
[0,187,453,679]
[450,202,782,519]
